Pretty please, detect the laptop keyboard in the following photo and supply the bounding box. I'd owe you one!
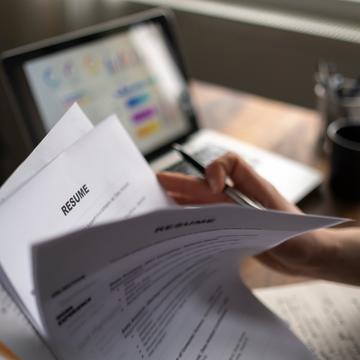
[165,145,227,175]
[165,144,261,176]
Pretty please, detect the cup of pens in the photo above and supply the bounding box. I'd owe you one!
[327,118,360,200]
[316,62,360,200]
[315,62,360,152]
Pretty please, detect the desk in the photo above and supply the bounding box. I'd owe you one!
[191,81,360,288]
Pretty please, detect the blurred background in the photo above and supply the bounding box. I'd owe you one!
[1,0,360,184]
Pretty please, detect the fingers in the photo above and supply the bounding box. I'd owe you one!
[158,152,299,212]
[205,160,227,193]
[157,172,209,195]
[206,153,266,193]
[205,152,269,205]
[166,192,231,205]
[157,172,230,204]
[205,152,297,211]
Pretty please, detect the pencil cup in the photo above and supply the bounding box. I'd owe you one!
[315,63,360,152]
[327,118,360,200]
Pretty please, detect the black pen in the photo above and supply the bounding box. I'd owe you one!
[172,144,264,210]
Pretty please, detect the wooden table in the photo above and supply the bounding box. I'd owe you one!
[191,81,360,288]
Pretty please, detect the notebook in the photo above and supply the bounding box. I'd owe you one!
[1,8,321,203]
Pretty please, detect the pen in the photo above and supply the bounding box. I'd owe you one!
[172,144,264,210]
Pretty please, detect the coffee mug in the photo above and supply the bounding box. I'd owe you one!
[327,118,360,200]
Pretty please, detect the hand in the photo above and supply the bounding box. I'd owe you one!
[158,152,360,285]
[158,153,298,210]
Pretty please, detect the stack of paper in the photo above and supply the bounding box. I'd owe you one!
[0,105,344,360]
[255,281,360,360]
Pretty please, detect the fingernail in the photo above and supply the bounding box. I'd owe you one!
[208,178,218,193]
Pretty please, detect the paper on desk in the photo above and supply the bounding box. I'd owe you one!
[0,283,55,360]
[0,115,172,333]
[255,281,360,359]
[0,104,93,203]
[33,205,343,360]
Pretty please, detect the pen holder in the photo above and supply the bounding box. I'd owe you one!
[315,65,360,152]
[327,118,360,200]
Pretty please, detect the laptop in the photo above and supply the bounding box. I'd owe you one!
[1,8,321,203]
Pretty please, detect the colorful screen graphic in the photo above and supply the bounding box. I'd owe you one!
[24,23,192,154]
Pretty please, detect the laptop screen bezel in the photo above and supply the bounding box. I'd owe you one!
[0,8,199,161]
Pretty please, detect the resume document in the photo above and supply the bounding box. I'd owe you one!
[0,105,344,359]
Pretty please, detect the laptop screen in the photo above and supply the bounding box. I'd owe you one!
[22,22,192,155]
[2,10,198,158]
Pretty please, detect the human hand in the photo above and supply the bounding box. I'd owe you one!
[158,152,300,212]
[158,152,355,284]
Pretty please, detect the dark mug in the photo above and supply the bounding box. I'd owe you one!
[327,118,360,200]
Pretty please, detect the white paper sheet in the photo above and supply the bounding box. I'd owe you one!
[0,283,55,360]
[255,281,360,360]
[33,205,343,360]
[0,115,172,332]
[0,104,93,203]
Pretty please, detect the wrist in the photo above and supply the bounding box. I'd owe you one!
[310,228,360,286]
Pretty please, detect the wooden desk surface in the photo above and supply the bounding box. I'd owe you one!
[191,81,360,288]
